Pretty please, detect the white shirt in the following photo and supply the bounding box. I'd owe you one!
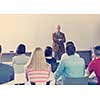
[61,53,80,61]
[12,54,30,83]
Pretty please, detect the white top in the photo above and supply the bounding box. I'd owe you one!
[61,53,80,61]
[12,54,30,83]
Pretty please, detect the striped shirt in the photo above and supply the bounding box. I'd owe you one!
[27,69,50,83]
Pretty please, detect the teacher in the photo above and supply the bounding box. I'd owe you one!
[52,25,66,60]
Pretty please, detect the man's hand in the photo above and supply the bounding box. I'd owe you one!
[59,39,62,41]
[86,69,90,76]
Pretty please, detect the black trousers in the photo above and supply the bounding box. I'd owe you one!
[31,81,51,85]
[15,83,25,85]
[54,46,65,60]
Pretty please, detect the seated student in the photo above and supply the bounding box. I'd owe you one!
[45,46,58,73]
[12,44,29,85]
[26,47,51,85]
[55,42,85,84]
[0,45,14,84]
[61,41,79,60]
[87,46,100,85]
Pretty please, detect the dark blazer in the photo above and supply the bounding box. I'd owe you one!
[52,32,66,52]
[45,57,58,73]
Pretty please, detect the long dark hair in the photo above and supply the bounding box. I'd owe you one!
[16,44,26,54]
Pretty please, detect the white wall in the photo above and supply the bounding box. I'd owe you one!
[0,14,99,52]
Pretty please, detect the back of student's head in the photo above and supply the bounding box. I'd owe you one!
[94,46,100,57]
[45,46,52,57]
[66,42,76,56]
[66,41,75,47]
[16,44,26,54]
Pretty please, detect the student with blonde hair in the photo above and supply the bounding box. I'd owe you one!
[26,47,51,85]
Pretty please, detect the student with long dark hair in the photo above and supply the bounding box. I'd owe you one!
[61,41,79,60]
[12,44,29,85]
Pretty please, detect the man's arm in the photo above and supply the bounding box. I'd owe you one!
[62,33,66,43]
[55,61,65,81]
[10,66,14,80]
[59,33,66,43]
[87,60,94,76]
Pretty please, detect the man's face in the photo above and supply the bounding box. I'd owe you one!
[56,25,61,32]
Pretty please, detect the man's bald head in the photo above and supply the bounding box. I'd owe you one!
[56,25,61,32]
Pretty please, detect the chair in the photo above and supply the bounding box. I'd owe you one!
[14,73,26,84]
[63,77,88,85]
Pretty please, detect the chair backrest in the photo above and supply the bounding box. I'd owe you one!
[14,64,25,73]
[63,77,88,85]
[14,73,26,84]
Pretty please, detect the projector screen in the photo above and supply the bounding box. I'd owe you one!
[0,14,99,53]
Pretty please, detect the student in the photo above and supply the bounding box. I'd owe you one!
[45,46,58,73]
[26,47,51,85]
[61,41,79,60]
[55,42,85,84]
[0,45,14,84]
[12,44,29,84]
[87,46,100,85]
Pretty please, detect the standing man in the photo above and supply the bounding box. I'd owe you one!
[52,25,66,60]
